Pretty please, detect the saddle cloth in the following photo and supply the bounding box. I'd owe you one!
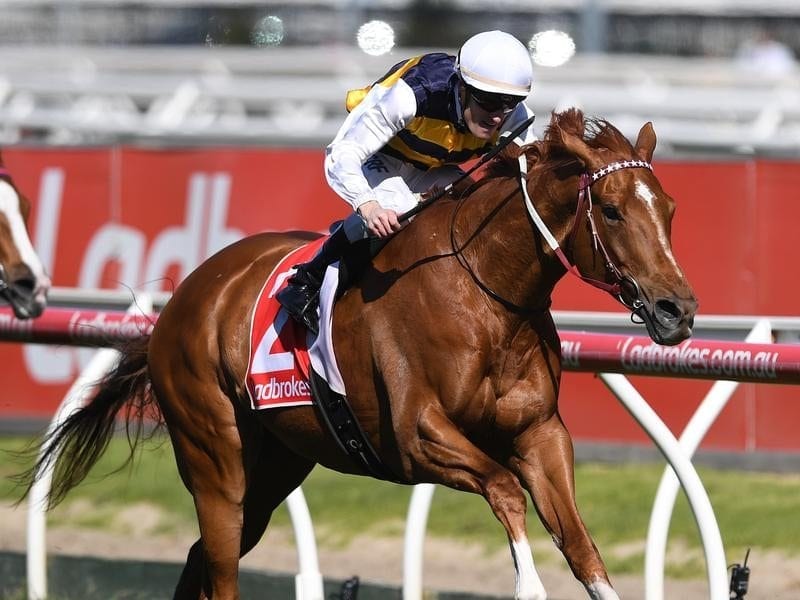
[245,235,347,410]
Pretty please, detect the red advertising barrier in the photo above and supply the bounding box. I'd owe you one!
[4,306,799,385]
[0,306,155,346]
[559,331,800,385]
[1,147,799,453]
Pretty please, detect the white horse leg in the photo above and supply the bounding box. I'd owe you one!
[511,537,547,600]
[585,578,621,600]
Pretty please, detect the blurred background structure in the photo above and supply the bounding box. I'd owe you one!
[0,0,798,155]
[2,7,800,598]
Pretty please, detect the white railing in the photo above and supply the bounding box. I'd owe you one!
[642,319,772,600]
[1,46,799,154]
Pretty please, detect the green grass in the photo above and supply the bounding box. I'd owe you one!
[2,434,799,578]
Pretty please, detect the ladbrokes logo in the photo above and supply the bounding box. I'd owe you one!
[67,311,154,342]
[619,338,779,380]
[254,375,311,402]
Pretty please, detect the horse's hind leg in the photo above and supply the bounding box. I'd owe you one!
[166,404,249,600]
[238,431,315,557]
[170,412,314,600]
[174,540,205,599]
[510,416,619,600]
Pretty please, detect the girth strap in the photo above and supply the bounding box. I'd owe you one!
[308,369,401,483]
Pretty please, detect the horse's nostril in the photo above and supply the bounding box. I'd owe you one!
[655,299,683,327]
[11,277,36,297]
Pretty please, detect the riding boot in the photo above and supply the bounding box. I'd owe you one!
[276,225,350,334]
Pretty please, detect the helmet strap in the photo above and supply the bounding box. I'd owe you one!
[454,74,468,127]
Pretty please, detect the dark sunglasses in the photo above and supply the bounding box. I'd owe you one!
[468,87,524,114]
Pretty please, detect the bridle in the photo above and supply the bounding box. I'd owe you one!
[517,153,657,322]
[425,145,665,334]
[567,160,652,304]
[447,154,656,317]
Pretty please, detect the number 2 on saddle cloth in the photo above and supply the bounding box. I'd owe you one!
[246,239,323,410]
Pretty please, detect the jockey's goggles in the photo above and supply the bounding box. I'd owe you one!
[467,87,524,115]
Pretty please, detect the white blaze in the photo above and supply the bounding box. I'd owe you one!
[634,179,657,209]
[0,179,48,282]
[634,179,681,271]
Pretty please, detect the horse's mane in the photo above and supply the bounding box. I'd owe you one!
[484,108,636,180]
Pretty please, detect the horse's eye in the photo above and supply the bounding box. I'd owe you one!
[601,204,622,222]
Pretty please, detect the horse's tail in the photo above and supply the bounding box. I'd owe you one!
[16,334,162,508]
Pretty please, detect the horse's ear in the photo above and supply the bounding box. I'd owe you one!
[635,122,657,162]
[559,127,596,169]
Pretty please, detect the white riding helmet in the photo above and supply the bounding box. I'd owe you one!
[456,30,533,97]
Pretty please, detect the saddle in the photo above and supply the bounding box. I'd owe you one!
[246,230,398,481]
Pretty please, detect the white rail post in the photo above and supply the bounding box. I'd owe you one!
[600,373,729,600]
[402,483,436,600]
[26,295,153,600]
[286,487,324,600]
[644,318,773,600]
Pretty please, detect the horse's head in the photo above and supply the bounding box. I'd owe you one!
[551,110,697,345]
[0,159,50,319]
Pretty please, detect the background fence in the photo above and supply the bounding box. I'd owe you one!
[1,147,799,459]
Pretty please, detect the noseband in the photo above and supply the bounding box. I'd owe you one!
[517,155,652,312]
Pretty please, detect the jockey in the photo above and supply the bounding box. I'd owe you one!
[277,30,537,333]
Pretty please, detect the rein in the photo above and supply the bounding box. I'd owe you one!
[449,190,550,315]
[517,154,652,309]
[448,155,654,316]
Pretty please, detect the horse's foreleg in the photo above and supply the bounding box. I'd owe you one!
[414,406,547,600]
[510,416,619,600]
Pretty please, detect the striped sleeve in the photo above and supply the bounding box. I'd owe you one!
[325,79,419,211]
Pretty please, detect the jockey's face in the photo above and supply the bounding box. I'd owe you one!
[462,86,523,139]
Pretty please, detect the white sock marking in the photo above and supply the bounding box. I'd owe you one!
[511,537,547,600]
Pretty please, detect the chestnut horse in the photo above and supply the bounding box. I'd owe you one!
[0,154,50,318]
[22,110,696,600]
